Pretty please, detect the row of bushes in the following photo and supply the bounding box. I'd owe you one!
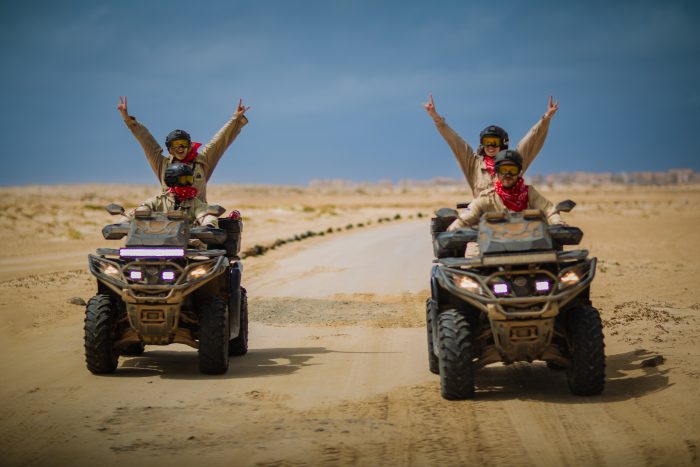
[239,212,426,259]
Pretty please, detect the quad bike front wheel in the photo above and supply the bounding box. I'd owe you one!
[84,294,119,374]
[425,298,439,375]
[566,305,605,395]
[437,309,475,400]
[229,287,248,356]
[198,297,230,375]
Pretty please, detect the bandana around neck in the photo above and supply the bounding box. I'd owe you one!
[180,142,202,164]
[483,155,495,176]
[169,186,199,202]
[494,177,529,212]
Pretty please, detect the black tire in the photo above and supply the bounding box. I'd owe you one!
[426,299,439,374]
[437,309,475,400]
[229,287,248,356]
[566,305,605,396]
[198,296,230,375]
[546,361,566,371]
[84,294,119,374]
[121,342,145,356]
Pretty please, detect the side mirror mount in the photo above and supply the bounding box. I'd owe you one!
[105,203,125,216]
[555,200,576,213]
[207,204,226,217]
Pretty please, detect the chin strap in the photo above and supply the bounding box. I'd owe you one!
[495,177,529,212]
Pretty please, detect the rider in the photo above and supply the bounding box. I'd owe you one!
[424,95,558,198]
[447,149,562,231]
[118,96,249,202]
[137,163,219,228]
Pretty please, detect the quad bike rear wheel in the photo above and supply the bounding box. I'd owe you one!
[84,294,119,374]
[566,305,605,395]
[437,309,475,400]
[229,287,248,356]
[198,297,230,375]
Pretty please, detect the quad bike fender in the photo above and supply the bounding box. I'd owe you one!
[228,261,242,340]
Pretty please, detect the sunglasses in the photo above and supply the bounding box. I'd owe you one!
[481,137,501,148]
[176,175,194,185]
[169,140,190,150]
[496,165,520,176]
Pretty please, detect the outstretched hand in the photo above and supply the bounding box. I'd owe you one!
[236,98,250,116]
[544,96,559,120]
[424,94,441,122]
[117,96,129,119]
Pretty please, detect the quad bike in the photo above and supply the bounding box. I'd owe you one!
[427,201,605,399]
[84,203,247,375]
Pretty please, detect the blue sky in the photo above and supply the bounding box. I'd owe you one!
[2,0,698,185]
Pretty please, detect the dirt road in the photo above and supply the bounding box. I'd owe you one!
[1,209,699,466]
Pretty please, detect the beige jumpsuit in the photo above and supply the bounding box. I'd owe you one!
[448,185,562,231]
[434,116,551,198]
[123,113,248,202]
[139,193,220,228]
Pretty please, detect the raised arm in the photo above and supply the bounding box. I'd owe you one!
[118,96,166,179]
[424,94,478,185]
[199,98,249,179]
[517,96,558,172]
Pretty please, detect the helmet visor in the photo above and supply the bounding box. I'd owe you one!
[496,164,520,176]
[169,139,190,149]
[481,136,502,148]
[176,174,194,186]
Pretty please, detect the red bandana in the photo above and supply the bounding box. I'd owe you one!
[169,186,199,201]
[495,178,529,212]
[180,142,202,164]
[482,155,495,176]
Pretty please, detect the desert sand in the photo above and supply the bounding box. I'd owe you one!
[0,183,699,466]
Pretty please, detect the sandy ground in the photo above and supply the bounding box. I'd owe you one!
[0,183,699,466]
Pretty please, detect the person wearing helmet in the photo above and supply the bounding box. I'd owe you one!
[424,94,558,198]
[136,162,219,228]
[118,96,249,202]
[447,149,562,231]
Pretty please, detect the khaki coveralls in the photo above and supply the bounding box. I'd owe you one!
[434,117,551,198]
[139,193,220,228]
[448,185,562,231]
[123,113,248,202]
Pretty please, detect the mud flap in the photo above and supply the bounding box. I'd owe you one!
[228,262,242,339]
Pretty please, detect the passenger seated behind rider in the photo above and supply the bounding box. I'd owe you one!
[447,149,563,232]
[136,163,219,228]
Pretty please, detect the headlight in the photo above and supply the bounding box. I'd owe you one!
[559,270,580,287]
[188,265,210,280]
[452,275,483,295]
[100,263,120,277]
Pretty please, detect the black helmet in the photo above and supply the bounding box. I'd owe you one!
[164,162,194,188]
[494,149,523,171]
[165,129,191,148]
[479,125,509,149]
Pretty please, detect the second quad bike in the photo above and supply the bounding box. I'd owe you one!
[427,201,605,399]
[84,203,247,375]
